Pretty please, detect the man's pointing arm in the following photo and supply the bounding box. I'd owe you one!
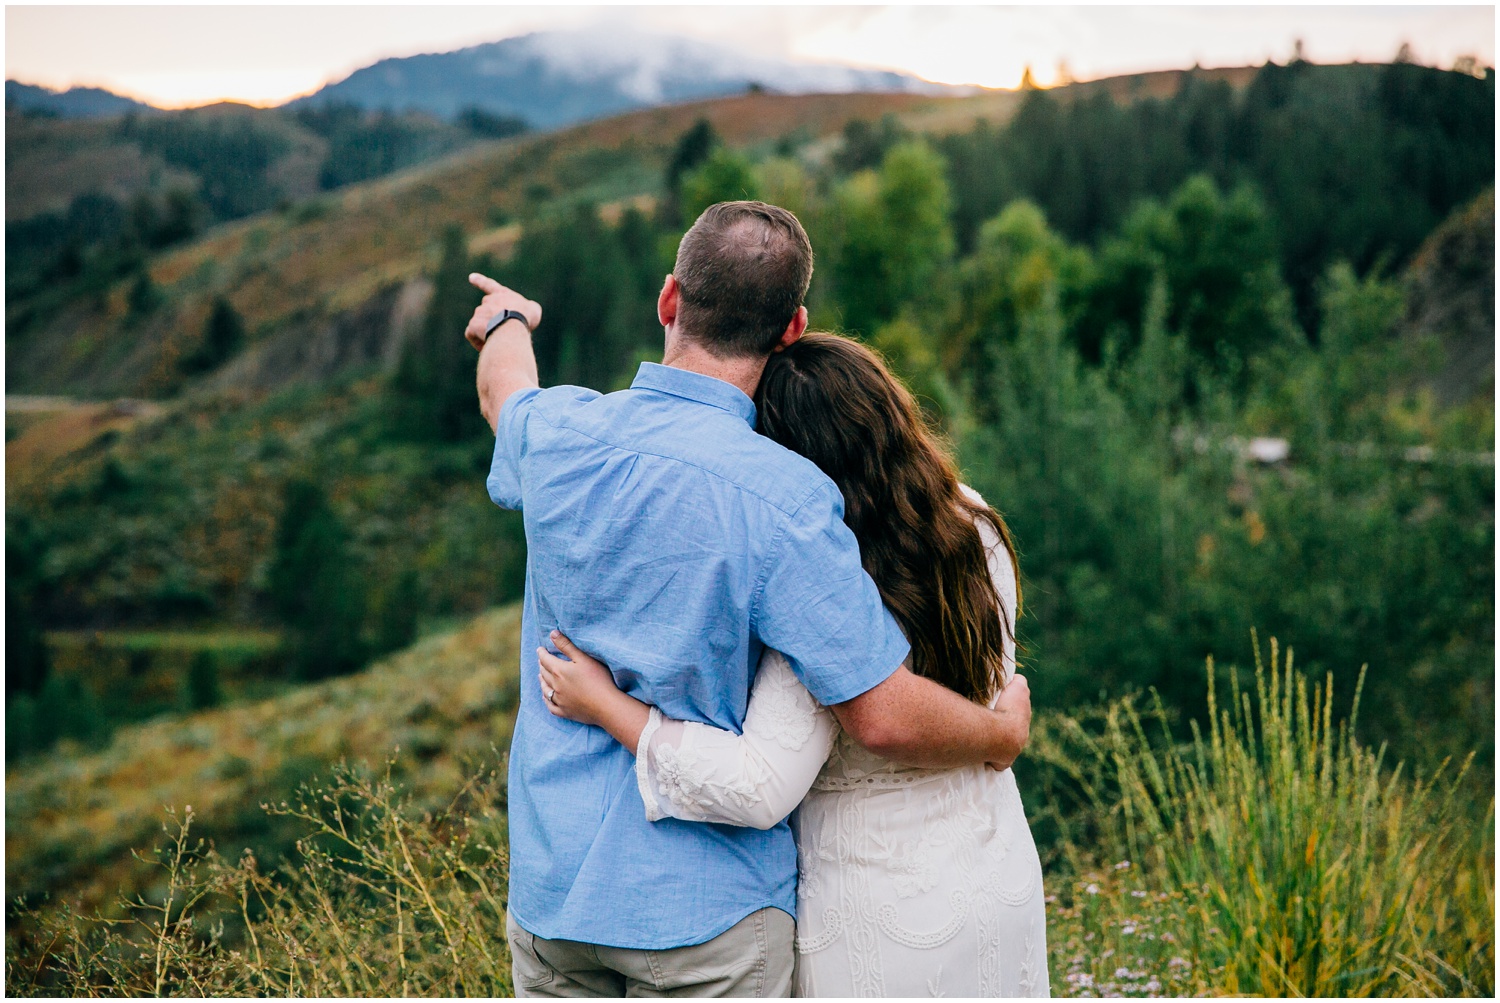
[466,272,542,433]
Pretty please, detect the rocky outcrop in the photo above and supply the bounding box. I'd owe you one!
[1403,189,1495,405]
[203,277,434,395]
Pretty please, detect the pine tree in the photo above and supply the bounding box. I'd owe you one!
[660,119,719,226]
[393,226,486,441]
[125,270,161,325]
[267,478,368,680]
[5,521,50,698]
[181,296,245,374]
[372,568,423,657]
[184,650,223,710]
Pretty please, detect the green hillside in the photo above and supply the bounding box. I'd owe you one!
[5,605,523,912]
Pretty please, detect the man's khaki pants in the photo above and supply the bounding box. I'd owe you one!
[507,908,794,998]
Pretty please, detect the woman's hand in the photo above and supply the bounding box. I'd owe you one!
[985,673,1031,771]
[537,631,619,726]
[537,631,652,749]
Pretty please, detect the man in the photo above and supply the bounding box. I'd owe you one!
[469,201,1031,997]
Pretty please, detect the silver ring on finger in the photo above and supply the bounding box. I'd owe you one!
[546,687,557,704]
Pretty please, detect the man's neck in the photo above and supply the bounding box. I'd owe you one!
[660,341,767,401]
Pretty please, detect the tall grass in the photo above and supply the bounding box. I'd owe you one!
[7,759,513,997]
[1036,634,1495,997]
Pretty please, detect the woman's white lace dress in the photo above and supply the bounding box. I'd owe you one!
[634,488,1049,997]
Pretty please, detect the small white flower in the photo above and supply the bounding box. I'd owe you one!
[1086,882,1100,895]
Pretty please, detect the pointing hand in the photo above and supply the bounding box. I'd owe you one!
[465,273,542,350]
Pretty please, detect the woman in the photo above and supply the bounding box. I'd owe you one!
[537,333,1048,997]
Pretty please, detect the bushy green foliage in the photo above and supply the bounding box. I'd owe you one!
[372,568,424,659]
[4,187,205,311]
[831,113,910,174]
[128,188,204,250]
[5,673,112,760]
[679,148,760,225]
[1079,175,1297,366]
[455,106,529,140]
[825,140,954,336]
[125,269,163,324]
[952,210,1493,768]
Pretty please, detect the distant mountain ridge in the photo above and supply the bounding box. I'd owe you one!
[7,28,959,128]
[5,79,153,118]
[291,28,962,128]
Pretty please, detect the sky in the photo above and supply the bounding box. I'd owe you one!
[5,4,1495,109]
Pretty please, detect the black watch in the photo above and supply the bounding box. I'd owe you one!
[484,309,531,340]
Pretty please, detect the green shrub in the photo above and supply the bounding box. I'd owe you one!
[183,651,222,711]
[10,674,114,757]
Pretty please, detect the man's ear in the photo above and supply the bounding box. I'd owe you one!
[773,306,808,352]
[658,275,680,329]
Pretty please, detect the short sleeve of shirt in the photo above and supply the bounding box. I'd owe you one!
[752,481,910,706]
[487,386,542,510]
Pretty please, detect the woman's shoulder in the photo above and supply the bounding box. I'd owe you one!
[957,484,1003,549]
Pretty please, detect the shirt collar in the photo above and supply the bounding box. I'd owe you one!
[630,362,758,427]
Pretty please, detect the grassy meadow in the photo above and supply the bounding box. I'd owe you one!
[6,56,1495,995]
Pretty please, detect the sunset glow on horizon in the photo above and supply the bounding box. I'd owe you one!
[6,5,1494,110]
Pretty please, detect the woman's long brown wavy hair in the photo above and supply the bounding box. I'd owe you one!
[756,332,1020,703]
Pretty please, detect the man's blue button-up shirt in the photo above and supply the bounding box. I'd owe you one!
[489,361,910,950]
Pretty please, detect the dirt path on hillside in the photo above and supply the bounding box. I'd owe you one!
[6,396,166,489]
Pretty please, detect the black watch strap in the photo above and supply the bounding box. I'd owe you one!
[485,309,531,339]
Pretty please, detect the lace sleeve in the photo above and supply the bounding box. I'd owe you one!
[634,650,837,830]
[959,484,1019,689]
